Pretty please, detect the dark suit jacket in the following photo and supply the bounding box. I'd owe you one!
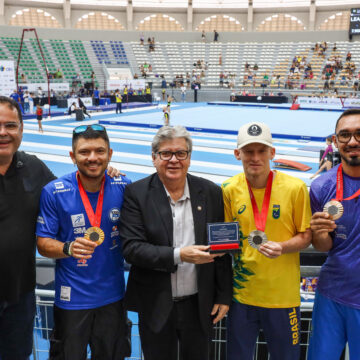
[120,173,233,334]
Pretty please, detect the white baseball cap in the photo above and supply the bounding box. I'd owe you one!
[237,122,273,149]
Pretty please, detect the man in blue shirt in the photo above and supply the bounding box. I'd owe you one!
[309,108,360,359]
[36,124,131,359]
[93,87,100,106]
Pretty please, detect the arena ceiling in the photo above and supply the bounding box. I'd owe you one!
[8,0,360,8]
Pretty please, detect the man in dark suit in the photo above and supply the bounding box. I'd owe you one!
[120,126,232,360]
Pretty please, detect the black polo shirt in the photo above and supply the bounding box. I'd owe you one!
[0,151,55,302]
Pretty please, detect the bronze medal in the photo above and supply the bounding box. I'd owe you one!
[323,200,344,220]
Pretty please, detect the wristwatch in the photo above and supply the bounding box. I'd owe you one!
[63,241,73,256]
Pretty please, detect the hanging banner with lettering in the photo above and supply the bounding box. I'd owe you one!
[0,60,16,96]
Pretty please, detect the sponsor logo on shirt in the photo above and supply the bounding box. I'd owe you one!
[272,205,280,219]
[77,258,88,267]
[37,215,45,224]
[111,176,127,185]
[111,225,119,238]
[71,214,85,227]
[109,208,120,222]
[74,226,86,235]
[238,205,246,214]
[54,182,64,189]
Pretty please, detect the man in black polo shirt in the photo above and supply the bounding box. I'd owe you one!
[0,96,56,359]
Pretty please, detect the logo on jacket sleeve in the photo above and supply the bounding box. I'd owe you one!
[272,205,280,219]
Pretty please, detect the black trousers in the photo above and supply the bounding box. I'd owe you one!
[0,290,35,360]
[139,295,209,360]
[116,102,122,113]
[50,300,127,360]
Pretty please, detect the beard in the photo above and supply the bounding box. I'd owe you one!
[340,147,360,166]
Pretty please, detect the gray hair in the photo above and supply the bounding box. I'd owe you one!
[152,126,193,154]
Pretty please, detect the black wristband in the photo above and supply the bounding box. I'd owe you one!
[63,241,72,256]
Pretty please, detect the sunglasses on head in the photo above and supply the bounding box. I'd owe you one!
[73,124,106,134]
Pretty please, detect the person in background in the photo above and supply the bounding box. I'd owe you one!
[310,137,334,179]
[36,104,43,133]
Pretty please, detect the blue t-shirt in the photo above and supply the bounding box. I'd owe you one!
[93,90,100,99]
[10,93,20,103]
[36,171,131,310]
[310,164,360,309]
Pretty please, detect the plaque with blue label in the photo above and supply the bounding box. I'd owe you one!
[207,222,240,253]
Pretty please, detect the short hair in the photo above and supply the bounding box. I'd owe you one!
[335,108,360,132]
[72,126,110,152]
[0,96,22,123]
[151,126,192,154]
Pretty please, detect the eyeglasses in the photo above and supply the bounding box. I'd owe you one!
[73,124,106,134]
[0,122,21,133]
[156,150,190,161]
[336,130,360,143]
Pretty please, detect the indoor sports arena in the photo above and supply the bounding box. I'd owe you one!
[0,0,359,359]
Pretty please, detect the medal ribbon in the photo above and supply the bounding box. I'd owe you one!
[76,172,105,227]
[246,171,274,232]
[333,164,360,202]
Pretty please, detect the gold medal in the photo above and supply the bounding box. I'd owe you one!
[323,200,344,220]
[248,230,268,249]
[84,227,105,245]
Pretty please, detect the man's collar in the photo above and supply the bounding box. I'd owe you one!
[163,178,190,202]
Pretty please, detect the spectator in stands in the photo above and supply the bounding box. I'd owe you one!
[332,43,337,51]
[120,126,232,360]
[200,30,205,42]
[346,51,352,62]
[55,68,63,79]
[324,78,330,91]
[253,63,259,72]
[20,73,27,83]
[245,62,250,70]
[310,137,334,180]
[140,33,144,45]
[93,87,100,106]
[0,96,56,360]
[219,72,224,87]
[223,122,311,360]
[219,53,222,66]
[213,30,219,42]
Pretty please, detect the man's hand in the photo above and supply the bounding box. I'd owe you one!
[258,241,283,259]
[180,245,222,264]
[310,212,336,239]
[107,166,125,178]
[310,211,336,252]
[71,237,97,259]
[211,304,229,324]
